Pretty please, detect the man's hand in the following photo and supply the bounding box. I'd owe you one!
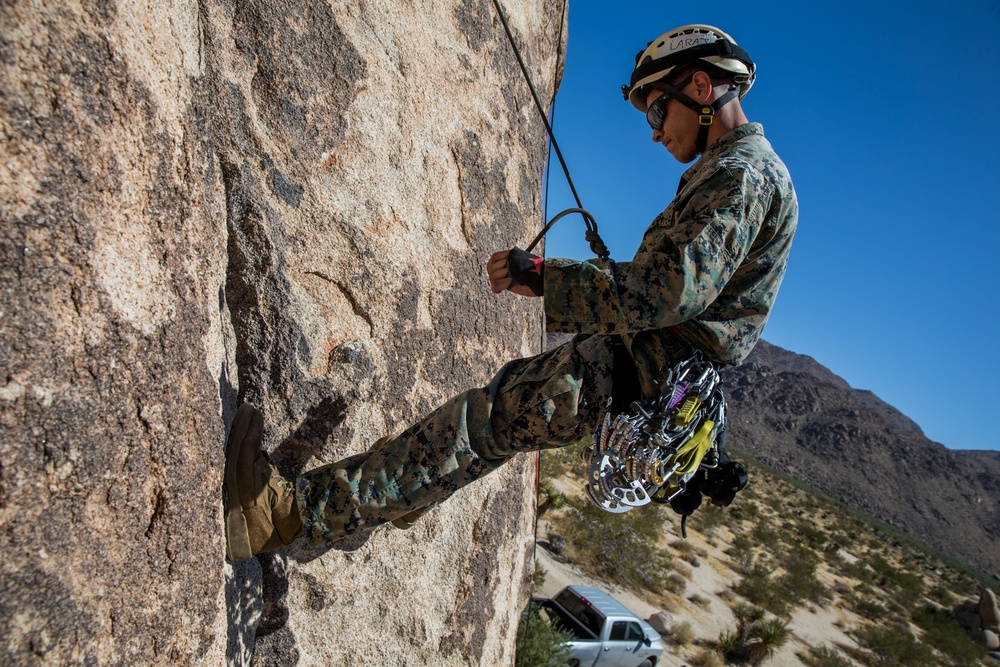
[487,248,543,297]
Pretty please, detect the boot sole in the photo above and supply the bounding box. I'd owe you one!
[223,404,257,561]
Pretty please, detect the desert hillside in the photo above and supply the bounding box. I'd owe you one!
[532,444,999,667]
[725,340,1000,577]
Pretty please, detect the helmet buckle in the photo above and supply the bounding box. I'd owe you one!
[698,107,715,126]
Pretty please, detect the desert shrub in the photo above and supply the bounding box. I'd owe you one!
[750,521,779,545]
[559,497,672,591]
[853,596,889,622]
[728,534,758,575]
[833,580,853,597]
[911,605,985,667]
[883,598,908,617]
[734,570,790,617]
[689,593,712,609]
[735,573,775,613]
[800,644,852,667]
[720,605,791,666]
[927,584,954,606]
[793,519,828,549]
[665,572,688,595]
[674,560,694,580]
[698,501,728,530]
[671,538,694,553]
[533,560,547,589]
[670,539,708,559]
[728,500,759,522]
[681,552,701,567]
[691,647,725,667]
[890,571,924,607]
[862,555,924,607]
[733,604,766,627]
[669,620,696,646]
[865,534,886,551]
[867,554,895,578]
[852,624,935,667]
[839,559,876,584]
[718,588,738,603]
[539,444,589,481]
[537,480,568,519]
[854,582,876,598]
[515,603,573,667]
[777,546,829,606]
[799,494,823,512]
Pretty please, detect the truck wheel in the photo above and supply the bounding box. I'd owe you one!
[637,660,654,667]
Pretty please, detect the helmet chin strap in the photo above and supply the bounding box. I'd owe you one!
[655,77,741,154]
[688,88,739,153]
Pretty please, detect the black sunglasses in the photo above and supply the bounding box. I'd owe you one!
[644,74,695,131]
[646,92,672,131]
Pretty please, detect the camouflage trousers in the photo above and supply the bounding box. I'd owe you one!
[294,334,615,545]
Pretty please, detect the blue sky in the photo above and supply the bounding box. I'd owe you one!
[535,1,1000,451]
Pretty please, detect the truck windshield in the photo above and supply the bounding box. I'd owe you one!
[553,590,606,639]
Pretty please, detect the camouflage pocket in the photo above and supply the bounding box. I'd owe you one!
[494,335,614,451]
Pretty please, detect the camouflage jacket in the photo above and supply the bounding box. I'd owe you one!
[543,123,797,397]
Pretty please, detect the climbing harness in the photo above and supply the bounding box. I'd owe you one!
[489,0,610,261]
[583,351,747,535]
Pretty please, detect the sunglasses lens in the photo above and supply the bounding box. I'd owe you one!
[647,105,664,130]
[646,95,669,130]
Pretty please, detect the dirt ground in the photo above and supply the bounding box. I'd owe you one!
[533,519,863,667]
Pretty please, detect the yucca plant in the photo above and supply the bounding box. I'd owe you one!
[743,618,791,664]
[719,605,791,666]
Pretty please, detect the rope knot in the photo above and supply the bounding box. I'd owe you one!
[585,229,610,260]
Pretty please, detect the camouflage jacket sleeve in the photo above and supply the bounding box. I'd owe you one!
[543,164,769,335]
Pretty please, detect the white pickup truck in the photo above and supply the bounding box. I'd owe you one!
[532,585,664,667]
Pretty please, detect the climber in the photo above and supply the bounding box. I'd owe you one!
[223,24,798,562]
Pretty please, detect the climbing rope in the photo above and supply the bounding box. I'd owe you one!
[490,0,610,261]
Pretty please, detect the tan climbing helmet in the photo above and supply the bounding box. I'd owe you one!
[622,24,756,113]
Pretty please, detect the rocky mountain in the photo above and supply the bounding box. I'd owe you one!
[2,0,566,664]
[723,340,1000,577]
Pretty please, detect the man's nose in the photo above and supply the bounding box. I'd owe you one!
[652,127,663,143]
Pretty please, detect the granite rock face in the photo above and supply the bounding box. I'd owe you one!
[1,0,565,663]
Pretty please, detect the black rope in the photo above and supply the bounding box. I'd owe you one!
[490,0,610,261]
[542,97,555,248]
[525,208,608,260]
[491,0,580,209]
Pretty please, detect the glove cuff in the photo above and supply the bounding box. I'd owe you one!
[507,247,544,295]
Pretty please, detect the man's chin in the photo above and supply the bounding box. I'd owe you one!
[668,147,697,164]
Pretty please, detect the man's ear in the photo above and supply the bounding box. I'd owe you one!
[691,70,714,103]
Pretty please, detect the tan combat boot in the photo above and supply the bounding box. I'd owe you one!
[224,404,303,561]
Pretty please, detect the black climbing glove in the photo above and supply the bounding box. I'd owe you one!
[506,247,544,296]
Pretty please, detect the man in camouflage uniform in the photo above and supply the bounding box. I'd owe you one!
[224,24,797,561]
